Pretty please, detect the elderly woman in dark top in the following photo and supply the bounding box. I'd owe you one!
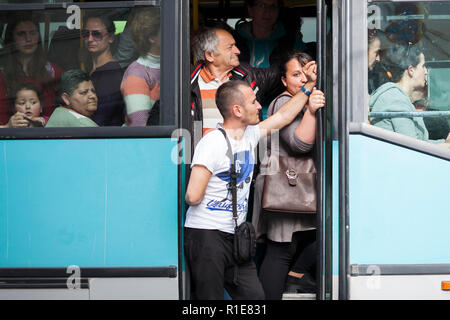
[252,50,325,299]
[80,12,125,126]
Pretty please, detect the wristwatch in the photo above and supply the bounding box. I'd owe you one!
[301,86,312,96]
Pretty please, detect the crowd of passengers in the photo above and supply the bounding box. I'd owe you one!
[368,27,450,146]
[0,0,323,300]
[186,1,450,301]
[1,0,449,301]
[187,0,324,300]
[0,7,160,128]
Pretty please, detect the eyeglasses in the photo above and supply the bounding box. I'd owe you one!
[81,29,107,41]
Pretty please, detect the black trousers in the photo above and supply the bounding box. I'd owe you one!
[184,227,265,300]
[259,230,316,300]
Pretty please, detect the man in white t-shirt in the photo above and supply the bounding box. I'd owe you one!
[184,62,323,299]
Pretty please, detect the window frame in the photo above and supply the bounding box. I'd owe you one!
[345,0,450,160]
[0,0,185,140]
[0,0,190,287]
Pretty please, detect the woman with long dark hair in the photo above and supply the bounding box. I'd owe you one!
[0,12,63,127]
[369,43,450,145]
[80,11,125,126]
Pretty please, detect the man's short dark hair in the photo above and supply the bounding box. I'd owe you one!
[215,80,249,120]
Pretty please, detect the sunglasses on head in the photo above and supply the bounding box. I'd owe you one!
[81,29,107,41]
[405,41,412,58]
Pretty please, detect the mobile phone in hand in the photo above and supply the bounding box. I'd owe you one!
[24,116,44,127]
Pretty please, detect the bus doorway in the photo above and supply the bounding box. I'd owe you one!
[188,0,332,301]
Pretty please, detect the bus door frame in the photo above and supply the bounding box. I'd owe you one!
[334,0,369,301]
[317,0,335,300]
[342,0,450,301]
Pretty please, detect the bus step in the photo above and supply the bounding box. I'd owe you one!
[282,293,316,300]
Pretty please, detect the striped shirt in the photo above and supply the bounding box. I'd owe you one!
[121,54,160,126]
[197,67,231,135]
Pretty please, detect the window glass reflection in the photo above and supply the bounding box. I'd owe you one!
[368,2,450,146]
[0,4,162,129]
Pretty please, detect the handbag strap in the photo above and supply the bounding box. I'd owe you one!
[266,93,292,152]
[218,127,238,229]
[267,93,292,118]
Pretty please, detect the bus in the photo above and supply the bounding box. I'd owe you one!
[0,0,449,300]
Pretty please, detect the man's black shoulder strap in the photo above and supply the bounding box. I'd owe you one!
[217,127,238,229]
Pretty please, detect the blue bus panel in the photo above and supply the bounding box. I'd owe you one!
[349,135,450,265]
[0,138,178,268]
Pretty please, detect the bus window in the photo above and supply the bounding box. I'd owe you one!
[367,1,450,147]
[225,15,316,42]
[0,3,165,130]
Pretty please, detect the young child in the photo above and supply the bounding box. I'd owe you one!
[6,82,46,128]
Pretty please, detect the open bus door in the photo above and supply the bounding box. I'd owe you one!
[188,0,333,301]
[335,0,450,300]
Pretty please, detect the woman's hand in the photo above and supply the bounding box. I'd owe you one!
[303,61,317,85]
[307,88,325,115]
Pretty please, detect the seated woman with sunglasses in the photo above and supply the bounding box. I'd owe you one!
[369,43,450,146]
[80,12,125,126]
[46,69,98,127]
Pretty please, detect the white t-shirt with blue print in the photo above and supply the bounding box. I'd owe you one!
[184,124,260,234]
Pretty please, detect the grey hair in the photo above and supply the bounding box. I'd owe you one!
[59,69,91,98]
[192,28,220,63]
